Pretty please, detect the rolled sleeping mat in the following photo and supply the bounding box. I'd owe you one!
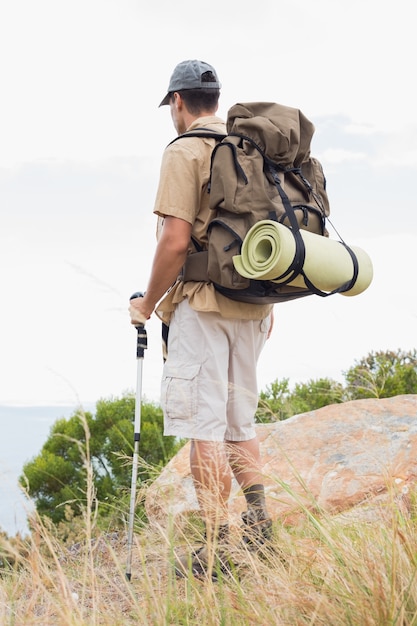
[232,220,373,297]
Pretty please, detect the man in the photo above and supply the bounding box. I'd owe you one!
[129,59,273,578]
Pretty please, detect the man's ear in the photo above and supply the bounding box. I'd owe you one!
[173,92,184,110]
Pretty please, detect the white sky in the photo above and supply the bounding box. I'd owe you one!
[1,0,416,408]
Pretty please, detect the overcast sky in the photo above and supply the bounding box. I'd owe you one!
[1,0,416,409]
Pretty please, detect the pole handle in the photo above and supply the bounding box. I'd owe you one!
[130,292,147,357]
[130,291,145,301]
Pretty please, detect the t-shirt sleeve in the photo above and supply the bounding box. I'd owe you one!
[153,143,204,224]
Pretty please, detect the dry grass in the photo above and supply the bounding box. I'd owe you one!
[2,412,416,625]
[1,488,417,626]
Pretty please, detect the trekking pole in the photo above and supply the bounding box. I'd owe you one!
[126,291,148,581]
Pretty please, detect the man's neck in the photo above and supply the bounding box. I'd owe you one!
[181,110,217,133]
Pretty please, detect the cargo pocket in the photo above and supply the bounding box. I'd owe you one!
[260,315,272,336]
[161,362,201,422]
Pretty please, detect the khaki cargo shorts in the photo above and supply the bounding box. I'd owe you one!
[161,299,271,442]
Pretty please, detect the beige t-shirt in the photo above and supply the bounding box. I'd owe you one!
[154,115,273,324]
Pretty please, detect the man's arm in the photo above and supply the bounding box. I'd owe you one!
[129,215,192,323]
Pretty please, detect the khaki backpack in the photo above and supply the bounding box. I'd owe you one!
[177,102,359,303]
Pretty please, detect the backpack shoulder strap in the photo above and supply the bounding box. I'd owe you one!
[168,128,227,146]
[167,129,226,259]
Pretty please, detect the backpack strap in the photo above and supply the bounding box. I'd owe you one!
[268,163,359,296]
[301,242,359,296]
[210,135,250,190]
[168,128,227,146]
[167,129,226,282]
[267,164,306,282]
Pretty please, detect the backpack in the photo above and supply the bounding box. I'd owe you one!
[174,102,360,304]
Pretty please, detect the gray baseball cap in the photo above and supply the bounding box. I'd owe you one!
[159,59,221,107]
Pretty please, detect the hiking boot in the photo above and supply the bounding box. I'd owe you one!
[174,524,238,581]
[174,544,237,581]
[241,509,273,550]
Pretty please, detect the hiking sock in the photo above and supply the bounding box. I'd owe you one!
[243,484,268,519]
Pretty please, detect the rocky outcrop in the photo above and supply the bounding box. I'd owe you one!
[145,395,417,527]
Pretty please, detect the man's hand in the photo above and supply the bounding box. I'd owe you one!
[129,297,151,326]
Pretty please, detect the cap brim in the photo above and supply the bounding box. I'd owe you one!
[159,93,170,107]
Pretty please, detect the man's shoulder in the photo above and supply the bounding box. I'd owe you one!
[165,118,226,158]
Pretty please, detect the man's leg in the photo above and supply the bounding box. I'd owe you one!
[190,439,231,535]
[227,437,269,515]
[226,437,262,489]
[225,316,273,545]
[162,303,234,577]
[227,437,272,546]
